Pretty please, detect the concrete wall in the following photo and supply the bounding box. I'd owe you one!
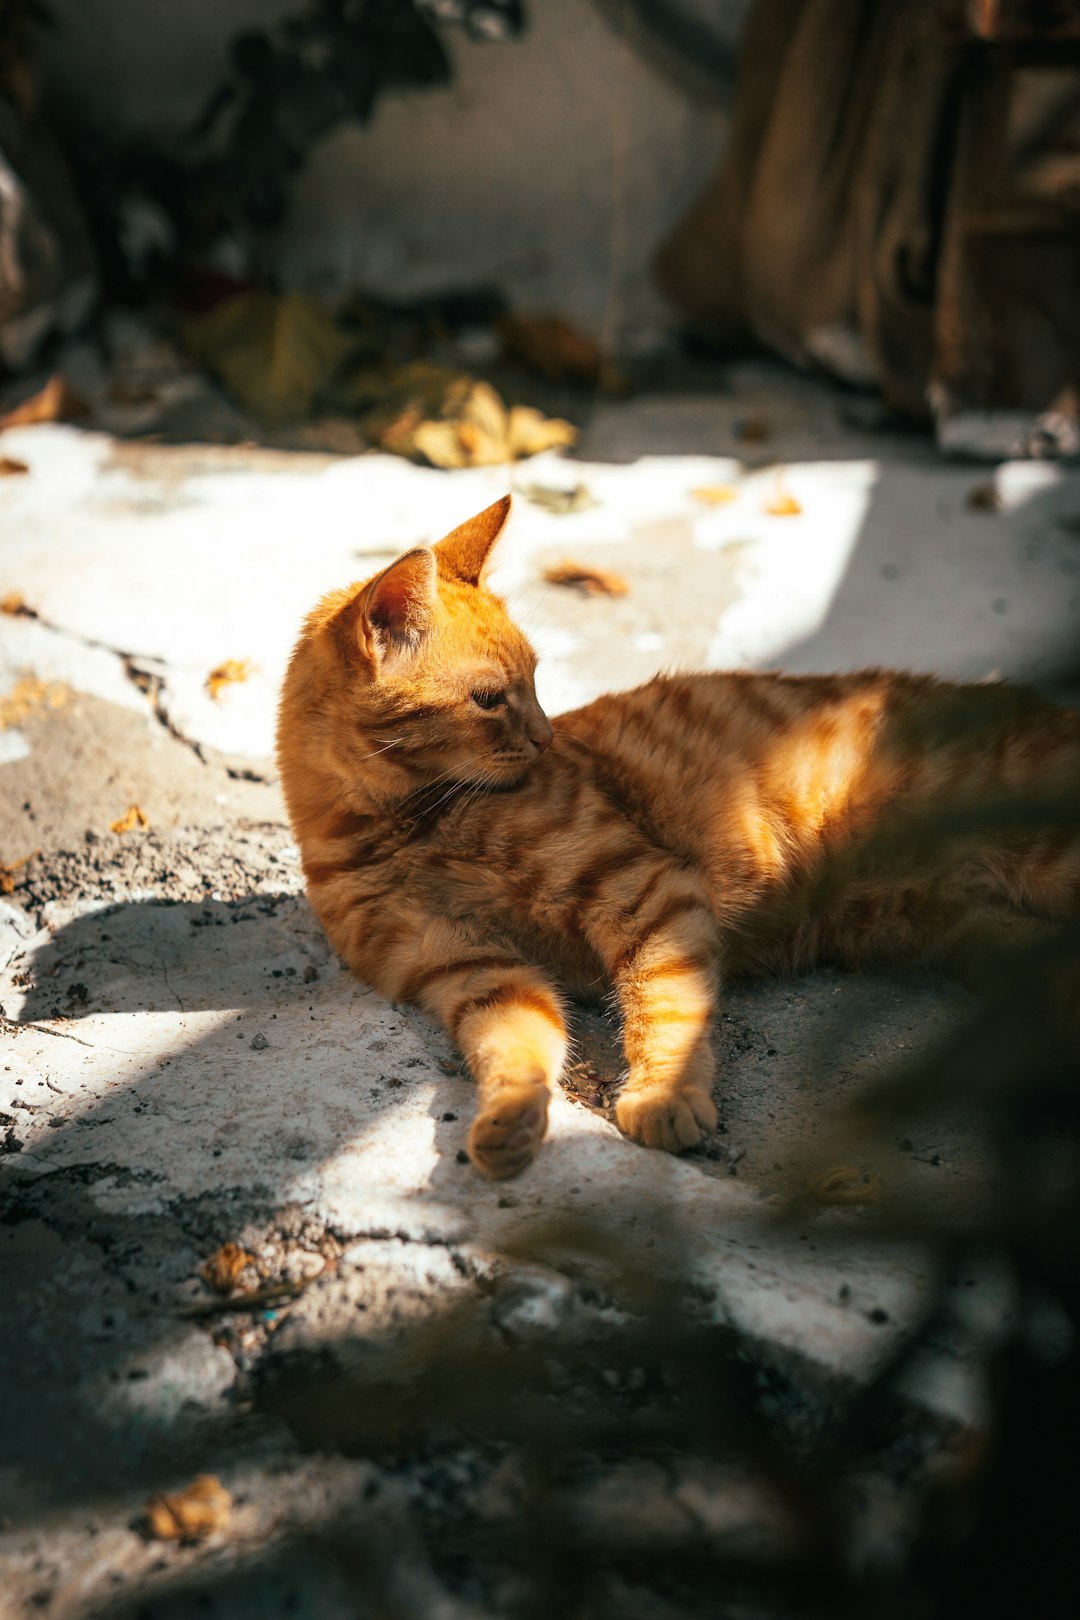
[38,0,730,348]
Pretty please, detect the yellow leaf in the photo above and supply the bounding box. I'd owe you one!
[200,1242,257,1295]
[764,474,802,516]
[187,291,351,423]
[0,849,41,895]
[0,676,69,731]
[110,804,149,835]
[691,484,739,506]
[144,1475,233,1543]
[206,659,253,700]
[808,1165,881,1205]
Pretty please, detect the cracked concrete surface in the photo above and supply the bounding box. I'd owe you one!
[1,360,1078,1617]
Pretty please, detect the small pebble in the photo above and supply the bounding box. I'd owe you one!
[250,1032,268,1051]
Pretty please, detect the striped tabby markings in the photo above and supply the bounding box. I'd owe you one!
[396,937,567,1180]
[580,856,720,1150]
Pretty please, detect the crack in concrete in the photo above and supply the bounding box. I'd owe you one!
[4,598,221,767]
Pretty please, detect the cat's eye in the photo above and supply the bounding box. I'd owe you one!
[472,688,506,711]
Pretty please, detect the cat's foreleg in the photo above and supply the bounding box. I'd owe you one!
[400,921,568,1179]
[586,892,721,1153]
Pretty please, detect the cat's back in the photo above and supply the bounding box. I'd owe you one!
[555,668,897,859]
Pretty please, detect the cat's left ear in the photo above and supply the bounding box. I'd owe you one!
[434,494,511,587]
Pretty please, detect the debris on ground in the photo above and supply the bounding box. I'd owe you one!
[186,290,352,424]
[143,1475,233,1544]
[0,676,70,730]
[808,1164,882,1204]
[0,849,40,894]
[966,481,1002,512]
[498,311,626,393]
[354,362,576,467]
[763,472,802,515]
[734,413,771,444]
[206,659,254,700]
[520,482,598,514]
[200,1242,258,1295]
[541,561,630,597]
[691,482,740,505]
[0,373,88,429]
[109,803,149,835]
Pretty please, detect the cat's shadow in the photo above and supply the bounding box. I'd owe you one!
[5,889,651,1205]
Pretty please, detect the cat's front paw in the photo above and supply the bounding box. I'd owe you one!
[615,1082,718,1153]
[468,1085,549,1179]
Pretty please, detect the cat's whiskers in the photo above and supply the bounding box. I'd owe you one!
[356,736,405,762]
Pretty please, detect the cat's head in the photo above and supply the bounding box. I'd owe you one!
[282,495,553,805]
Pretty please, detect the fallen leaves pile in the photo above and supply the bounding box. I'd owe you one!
[348,362,576,468]
[185,290,579,465]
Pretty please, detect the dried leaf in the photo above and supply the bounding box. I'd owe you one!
[506,404,577,458]
[110,804,149,836]
[0,592,35,617]
[764,474,802,517]
[808,1165,881,1205]
[691,484,739,506]
[187,290,351,423]
[734,413,770,445]
[144,1475,233,1543]
[361,363,575,467]
[966,481,1001,513]
[521,483,597,515]
[200,1242,257,1295]
[0,676,69,731]
[206,659,253,700]
[0,375,88,429]
[499,313,624,391]
[542,561,629,598]
[0,456,29,476]
[0,849,41,895]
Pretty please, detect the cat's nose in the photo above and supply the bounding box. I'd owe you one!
[528,719,554,753]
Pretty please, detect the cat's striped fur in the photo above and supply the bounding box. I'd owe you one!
[277,496,1080,1178]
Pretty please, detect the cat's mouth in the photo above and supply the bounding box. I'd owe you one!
[488,751,536,784]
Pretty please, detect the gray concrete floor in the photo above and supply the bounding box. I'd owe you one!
[1,347,1077,1617]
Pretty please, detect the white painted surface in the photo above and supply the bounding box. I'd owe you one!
[38,0,728,345]
[3,421,1078,768]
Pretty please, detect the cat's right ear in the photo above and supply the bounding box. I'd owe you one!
[341,548,438,668]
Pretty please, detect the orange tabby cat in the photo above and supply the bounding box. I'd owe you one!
[277,495,1080,1179]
